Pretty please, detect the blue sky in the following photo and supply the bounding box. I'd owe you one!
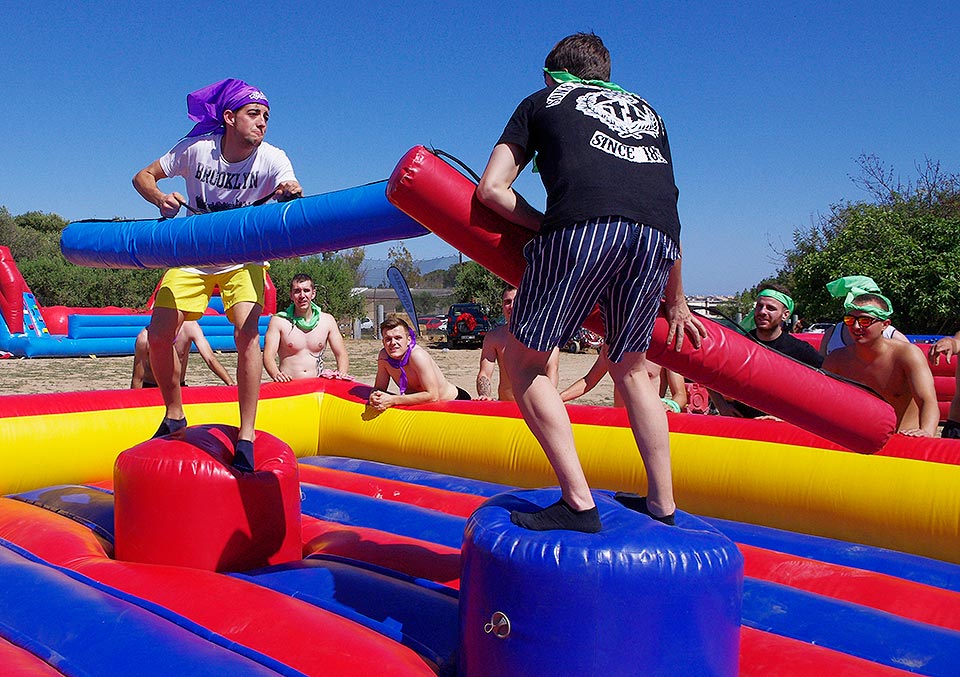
[3,2,958,294]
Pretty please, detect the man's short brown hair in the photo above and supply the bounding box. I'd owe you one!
[380,314,412,334]
[544,32,611,81]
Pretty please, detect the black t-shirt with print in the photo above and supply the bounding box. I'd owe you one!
[497,83,681,244]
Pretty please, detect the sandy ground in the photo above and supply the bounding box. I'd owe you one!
[0,334,615,406]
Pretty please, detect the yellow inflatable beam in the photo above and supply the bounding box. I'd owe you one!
[319,394,960,564]
[2,382,957,564]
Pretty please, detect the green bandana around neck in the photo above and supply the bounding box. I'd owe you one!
[543,68,631,94]
[740,289,794,331]
[277,302,323,332]
[844,294,894,321]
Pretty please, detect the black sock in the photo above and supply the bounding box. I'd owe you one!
[510,499,602,533]
[233,439,255,472]
[614,492,676,526]
[942,420,960,439]
[152,417,187,439]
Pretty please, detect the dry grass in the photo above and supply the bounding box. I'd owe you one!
[0,335,615,406]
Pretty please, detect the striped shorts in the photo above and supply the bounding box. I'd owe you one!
[511,216,679,363]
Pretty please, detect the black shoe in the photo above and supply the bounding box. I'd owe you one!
[614,492,676,526]
[233,439,255,472]
[509,499,602,533]
[152,417,187,439]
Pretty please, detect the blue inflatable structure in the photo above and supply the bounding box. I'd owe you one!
[61,180,428,269]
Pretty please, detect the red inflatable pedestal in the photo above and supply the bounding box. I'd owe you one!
[114,425,301,572]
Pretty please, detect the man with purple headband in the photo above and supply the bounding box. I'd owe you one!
[368,315,470,411]
[133,78,302,471]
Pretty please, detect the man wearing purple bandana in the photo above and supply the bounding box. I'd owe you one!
[368,316,470,410]
[132,78,302,471]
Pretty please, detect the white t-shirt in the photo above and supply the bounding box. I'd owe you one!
[160,135,297,275]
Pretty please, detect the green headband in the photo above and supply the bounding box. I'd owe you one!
[826,275,882,305]
[844,294,894,321]
[757,289,794,316]
[543,68,630,94]
[740,289,795,331]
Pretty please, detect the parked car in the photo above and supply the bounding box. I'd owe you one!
[446,303,490,348]
[424,316,446,332]
[563,327,604,354]
[359,317,374,331]
[806,322,834,333]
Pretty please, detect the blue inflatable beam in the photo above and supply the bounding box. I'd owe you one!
[61,180,429,269]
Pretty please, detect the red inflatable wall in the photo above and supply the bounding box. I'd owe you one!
[386,146,896,453]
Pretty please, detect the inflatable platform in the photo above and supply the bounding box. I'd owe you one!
[0,377,959,675]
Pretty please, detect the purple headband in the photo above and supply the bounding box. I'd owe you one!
[385,330,416,394]
[185,78,270,138]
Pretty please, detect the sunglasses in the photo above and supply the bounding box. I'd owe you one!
[842,314,883,328]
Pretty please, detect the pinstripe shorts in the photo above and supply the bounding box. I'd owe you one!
[511,217,679,363]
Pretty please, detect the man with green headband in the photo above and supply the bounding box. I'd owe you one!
[714,283,822,418]
[819,275,908,356]
[745,284,823,367]
[476,32,706,532]
[823,293,938,437]
[263,274,349,382]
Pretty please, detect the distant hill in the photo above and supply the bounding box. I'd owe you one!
[362,256,460,287]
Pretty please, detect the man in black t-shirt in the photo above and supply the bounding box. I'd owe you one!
[476,33,705,532]
[712,284,822,419]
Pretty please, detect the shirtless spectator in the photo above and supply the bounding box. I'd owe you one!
[560,344,687,412]
[263,274,349,382]
[819,275,908,356]
[368,315,470,410]
[927,330,960,438]
[823,293,938,437]
[477,286,557,400]
[132,320,233,388]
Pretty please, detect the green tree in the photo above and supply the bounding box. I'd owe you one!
[780,156,960,334]
[268,254,364,321]
[454,262,508,316]
[341,247,366,287]
[387,242,421,287]
[421,264,459,288]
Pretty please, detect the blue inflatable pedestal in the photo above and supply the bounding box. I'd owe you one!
[459,490,744,676]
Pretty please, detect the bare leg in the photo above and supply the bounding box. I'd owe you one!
[228,301,263,443]
[505,334,594,509]
[147,306,186,431]
[607,351,676,518]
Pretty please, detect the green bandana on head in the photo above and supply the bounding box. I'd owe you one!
[740,288,794,331]
[276,302,323,332]
[825,275,882,305]
[844,294,894,321]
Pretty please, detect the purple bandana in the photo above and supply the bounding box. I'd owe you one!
[385,331,416,394]
[185,78,270,138]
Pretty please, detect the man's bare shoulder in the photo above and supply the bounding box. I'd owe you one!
[484,324,510,346]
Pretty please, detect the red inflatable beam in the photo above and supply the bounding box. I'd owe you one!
[386,146,896,453]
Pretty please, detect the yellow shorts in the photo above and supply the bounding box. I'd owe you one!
[153,265,265,320]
